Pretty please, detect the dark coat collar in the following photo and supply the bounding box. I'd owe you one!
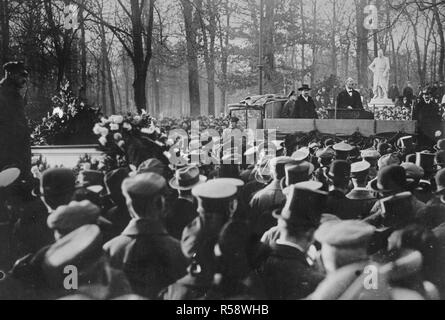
[122,218,168,237]
[270,244,308,263]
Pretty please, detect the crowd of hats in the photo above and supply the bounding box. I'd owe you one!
[4,127,445,300]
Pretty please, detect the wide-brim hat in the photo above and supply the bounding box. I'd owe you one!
[169,165,207,191]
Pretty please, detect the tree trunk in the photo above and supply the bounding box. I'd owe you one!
[432,0,444,81]
[182,0,201,117]
[331,0,337,77]
[79,0,87,99]
[0,0,9,67]
[355,0,369,88]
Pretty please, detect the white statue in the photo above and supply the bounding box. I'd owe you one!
[369,49,390,100]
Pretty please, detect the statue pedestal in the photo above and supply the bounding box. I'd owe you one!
[369,98,395,110]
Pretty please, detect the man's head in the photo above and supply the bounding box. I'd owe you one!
[121,173,167,220]
[351,161,371,188]
[229,117,240,129]
[299,84,311,98]
[40,168,76,211]
[378,49,384,58]
[315,220,375,273]
[3,62,28,89]
[423,92,432,103]
[346,78,355,90]
[328,160,351,190]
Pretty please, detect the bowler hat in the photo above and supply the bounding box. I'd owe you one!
[169,166,207,191]
[401,163,424,183]
[41,168,76,197]
[370,165,407,193]
[274,181,327,229]
[316,147,336,160]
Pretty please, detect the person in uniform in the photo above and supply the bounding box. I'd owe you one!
[257,182,327,300]
[103,173,187,299]
[0,62,31,182]
[346,161,377,220]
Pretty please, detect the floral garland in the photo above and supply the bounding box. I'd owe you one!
[31,82,100,146]
[93,111,168,171]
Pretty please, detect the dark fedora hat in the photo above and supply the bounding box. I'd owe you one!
[169,165,207,191]
[370,165,407,193]
[298,84,312,91]
[274,181,327,229]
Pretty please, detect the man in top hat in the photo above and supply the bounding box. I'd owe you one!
[413,90,442,148]
[291,84,318,119]
[249,157,295,236]
[365,165,426,229]
[347,161,377,220]
[258,182,327,300]
[309,220,376,300]
[181,180,238,281]
[104,173,187,299]
[325,160,357,220]
[336,78,364,110]
[0,62,31,183]
[166,165,207,240]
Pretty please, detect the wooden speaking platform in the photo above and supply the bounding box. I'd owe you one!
[261,119,417,136]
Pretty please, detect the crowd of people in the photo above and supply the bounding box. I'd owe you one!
[2,128,445,300]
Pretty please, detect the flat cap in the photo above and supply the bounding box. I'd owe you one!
[316,148,336,159]
[47,200,102,232]
[315,220,376,249]
[292,148,310,162]
[0,168,20,188]
[192,179,237,200]
[351,161,371,176]
[122,173,167,198]
[216,178,245,189]
[43,225,103,273]
[333,142,354,152]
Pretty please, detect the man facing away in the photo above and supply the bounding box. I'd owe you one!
[0,62,31,183]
